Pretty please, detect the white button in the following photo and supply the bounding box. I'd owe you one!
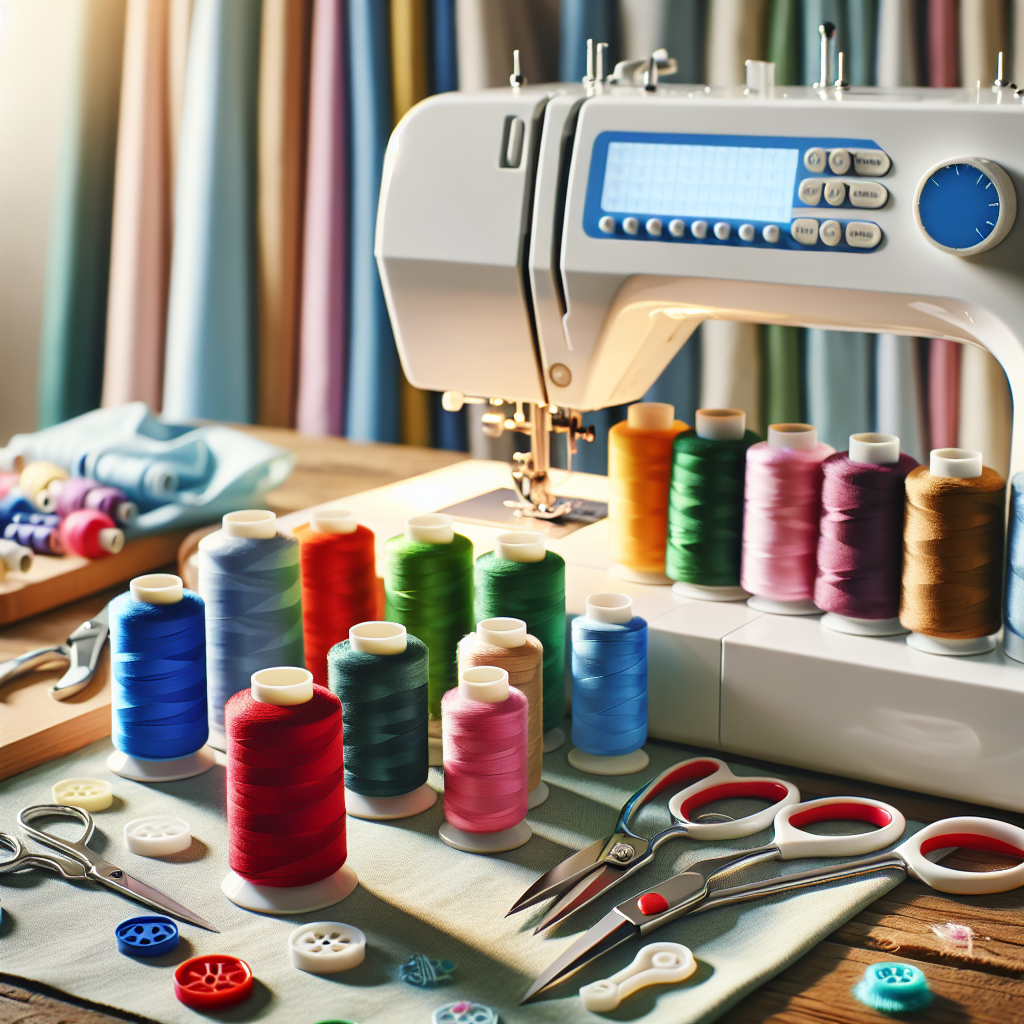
[828,149,851,174]
[622,217,639,235]
[798,178,824,205]
[124,816,192,857]
[598,216,616,235]
[824,181,847,206]
[668,219,686,237]
[738,223,755,241]
[762,224,780,243]
[646,218,663,236]
[845,221,882,248]
[713,221,730,240]
[691,220,708,239]
[819,220,843,246]
[289,922,366,974]
[804,147,827,173]
[848,181,888,209]
[791,218,820,245]
[853,149,891,176]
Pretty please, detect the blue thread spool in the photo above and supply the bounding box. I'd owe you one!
[1003,473,1024,663]
[0,490,35,528]
[78,451,179,506]
[568,593,650,776]
[11,512,60,528]
[198,510,303,749]
[106,574,216,782]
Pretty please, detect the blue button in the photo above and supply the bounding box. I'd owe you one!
[116,915,179,957]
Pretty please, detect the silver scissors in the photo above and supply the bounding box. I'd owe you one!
[0,804,218,932]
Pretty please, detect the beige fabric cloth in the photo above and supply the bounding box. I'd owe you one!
[959,0,1007,88]
[705,0,766,87]
[959,344,1012,479]
[700,321,763,436]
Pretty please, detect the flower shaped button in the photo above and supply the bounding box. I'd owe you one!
[52,778,112,811]
[432,1002,499,1024]
[124,816,192,857]
[289,922,366,974]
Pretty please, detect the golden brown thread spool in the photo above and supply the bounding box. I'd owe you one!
[457,617,545,803]
[900,450,1005,641]
[608,402,687,581]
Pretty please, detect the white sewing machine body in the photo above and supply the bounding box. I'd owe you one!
[375,77,1024,811]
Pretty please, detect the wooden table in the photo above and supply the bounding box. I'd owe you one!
[1,431,1021,1024]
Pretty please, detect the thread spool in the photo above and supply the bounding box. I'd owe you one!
[458,617,547,808]
[0,490,34,528]
[19,461,67,512]
[0,539,32,573]
[608,402,687,585]
[439,665,532,854]
[296,509,377,688]
[817,434,918,637]
[667,408,759,601]
[106,574,216,782]
[80,452,179,504]
[60,509,125,558]
[0,472,18,499]
[1003,473,1024,663]
[4,521,63,555]
[222,666,357,914]
[328,621,436,820]
[568,594,650,776]
[199,511,304,749]
[474,531,566,752]
[384,514,474,766]
[901,449,1004,656]
[742,424,835,615]
[12,512,59,528]
[53,477,137,524]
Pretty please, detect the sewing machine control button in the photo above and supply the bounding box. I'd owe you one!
[791,218,820,245]
[713,221,730,240]
[668,218,686,237]
[798,179,824,205]
[854,149,891,175]
[762,224,780,243]
[824,181,847,206]
[804,147,827,173]
[646,218,663,236]
[691,220,708,239]
[738,223,755,241]
[622,217,640,235]
[849,182,888,208]
[845,221,883,248]
[819,220,843,246]
[598,216,616,235]
[828,149,852,174]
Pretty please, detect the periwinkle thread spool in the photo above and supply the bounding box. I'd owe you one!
[568,594,650,777]
[296,509,377,688]
[199,510,304,749]
[816,434,918,636]
[608,402,686,583]
[741,424,835,614]
[439,665,531,854]
[328,622,436,821]
[4,521,63,555]
[61,509,125,558]
[223,667,358,914]
[1004,472,1024,664]
[667,408,759,600]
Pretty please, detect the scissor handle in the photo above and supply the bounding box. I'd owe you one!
[617,757,731,836]
[770,796,906,859]
[896,816,1024,895]
[18,804,97,866]
[0,833,30,873]
[667,773,801,840]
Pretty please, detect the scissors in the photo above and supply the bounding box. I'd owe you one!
[508,757,801,932]
[0,804,218,932]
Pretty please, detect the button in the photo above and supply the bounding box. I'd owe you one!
[791,218,820,245]
[819,220,843,246]
[668,218,686,237]
[598,215,616,235]
[824,181,847,206]
[828,149,852,174]
[762,224,780,243]
[798,178,824,205]
[845,221,883,248]
[116,916,179,958]
[174,955,253,1010]
[738,223,755,241]
[645,218,663,236]
[637,892,670,916]
[713,221,730,240]
[52,777,113,811]
[622,217,639,235]
[848,181,888,208]
[804,147,827,173]
[691,220,708,239]
[289,922,366,974]
[853,149,891,176]
[124,816,192,857]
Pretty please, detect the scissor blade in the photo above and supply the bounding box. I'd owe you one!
[98,870,220,932]
[521,911,639,1003]
[534,863,627,933]
[51,605,109,701]
[508,835,609,915]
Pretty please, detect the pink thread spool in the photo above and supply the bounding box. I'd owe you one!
[741,424,834,615]
[61,509,125,559]
[439,665,531,854]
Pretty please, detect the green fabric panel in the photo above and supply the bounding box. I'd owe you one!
[764,324,803,424]
[767,0,801,83]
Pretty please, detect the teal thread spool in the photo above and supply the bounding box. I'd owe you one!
[328,621,436,821]
[474,531,566,749]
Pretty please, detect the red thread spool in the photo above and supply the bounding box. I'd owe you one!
[295,509,377,687]
[60,509,125,558]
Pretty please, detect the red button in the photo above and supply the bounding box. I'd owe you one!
[637,892,670,916]
[174,955,253,1010]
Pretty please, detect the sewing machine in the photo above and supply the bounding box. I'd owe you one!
[373,45,1024,811]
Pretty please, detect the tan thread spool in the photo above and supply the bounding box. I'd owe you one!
[19,461,68,511]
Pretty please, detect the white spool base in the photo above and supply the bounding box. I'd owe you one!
[906,633,997,657]
[821,613,909,637]
[747,596,820,616]
[527,781,549,808]
[609,563,673,586]
[344,783,437,821]
[542,727,565,753]
[1002,630,1024,663]
[106,746,216,782]
[438,819,532,854]
[672,582,749,602]
[567,747,651,776]
[222,864,358,914]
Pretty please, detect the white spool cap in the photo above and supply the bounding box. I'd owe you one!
[696,408,746,440]
[494,531,545,563]
[130,573,184,604]
[459,665,509,703]
[627,402,674,431]
[849,433,900,465]
[349,621,407,654]
[252,666,314,706]
[223,509,277,539]
[768,423,818,451]
[311,508,357,534]
[405,513,454,544]
[116,501,138,523]
[930,447,983,479]
[586,593,634,624]
[0,539,32,572]
[477,616,527,648]
[99,527,125,554]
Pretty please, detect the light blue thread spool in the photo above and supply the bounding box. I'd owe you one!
[1003,473,1024,664]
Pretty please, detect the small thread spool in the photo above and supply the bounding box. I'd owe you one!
[328,621,436,820]
[0,538,32,573]
[80,451,179,504]
[222,666,357,914]
[53,477,137,524]
[0,490,34,528]
[568,594,650,777]
[817,434,918,637]
[1004,473,1024,664]
[296,509,377,688]
[4,521,63,555]
[19,461,67,512]
[458,617,547,808]
[106,574,216,783]
[901,449,1005,656]
[439,665,532,854]
[608,402,687,585]
[742,424,835,615]
[60,509,125,558]
[667,408,760,601]
[199,510,304,749]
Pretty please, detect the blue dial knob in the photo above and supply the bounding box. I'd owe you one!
[914,157,1016,255]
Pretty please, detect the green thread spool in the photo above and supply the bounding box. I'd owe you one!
[667,409,759,598]
[384,515,474,719]
[475,532,566,735]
